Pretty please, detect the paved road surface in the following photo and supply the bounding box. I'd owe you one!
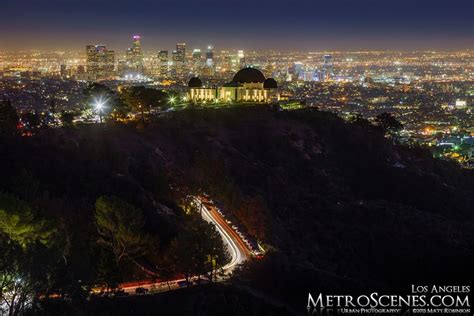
[113,196,250,295]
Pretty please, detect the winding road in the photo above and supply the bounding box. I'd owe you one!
[115,196,251,295]
[196,197,250,272]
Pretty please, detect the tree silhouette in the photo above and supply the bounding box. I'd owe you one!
[20,112,41,130]
[0,193,56,249]
[375,112,403,134]
[83,83,130,120]
[170,214,229,284]
[0,98,19,134]
[120,86,169,122]
[60,111,75,127]
[0,237,38,316]
[94,196,154,263]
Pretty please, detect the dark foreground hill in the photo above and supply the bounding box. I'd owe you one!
[146,106,474,310]
[1,106,473,314]
[34,283,289,316]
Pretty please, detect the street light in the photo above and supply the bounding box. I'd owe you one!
[93,97,107,123]
[169,96,176,106]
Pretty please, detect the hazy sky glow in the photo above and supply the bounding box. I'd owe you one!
[1,0,473,51]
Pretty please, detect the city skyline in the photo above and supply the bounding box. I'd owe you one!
[1,0,473,315]
[1,0,473,51]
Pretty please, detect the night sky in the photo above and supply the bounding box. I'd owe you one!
[1,0,473,51]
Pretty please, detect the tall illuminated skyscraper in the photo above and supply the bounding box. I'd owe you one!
[237,50,245,68]
[86,45,115,81]
[323,54,334,81]
[60,64,68,79]
[202,45,215,76]
[158,50,169,78]
[173,42,186,78]
[263,63,274,78]
[126,35,144,75]
[171,50,179,78]
[192,49,202,76]
[221,51,232,73]
[290,61,303,79]
[176,43,186,62]
[206,45,214,67]
[132,35,142,54]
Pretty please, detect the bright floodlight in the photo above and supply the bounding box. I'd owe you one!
[93,96,107,110]
[95,100,105,110]
[169,96,176,105]
[93,96,107,123]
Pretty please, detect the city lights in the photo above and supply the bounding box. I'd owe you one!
[168,96,176,105]
[93,97,107,123]
[0,0,473,315]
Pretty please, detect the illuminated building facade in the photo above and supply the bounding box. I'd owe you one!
[206,45,214,67]
[158,50,169,78]
[192,49,202,76]
[173,42,186,78]
[60,64,68,79]
[222,51,232,73]
[176,43,186,61]
[85,45,115,81]
[188,67,279,103]
[125,35,144,76]
[171,50,179,77]
[237,50,245,68]
[202,45,215,76]
[323,54,334,81]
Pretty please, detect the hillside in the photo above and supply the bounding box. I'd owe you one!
[145,106,474,308]
[1,106,473,313]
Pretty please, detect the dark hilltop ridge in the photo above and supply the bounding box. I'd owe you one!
[1,106,473,314]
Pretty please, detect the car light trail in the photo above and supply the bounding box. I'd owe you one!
[195,197,247,272]
[111,195,250,296]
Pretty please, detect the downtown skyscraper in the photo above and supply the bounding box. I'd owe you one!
[192,49,202,76]
[125,35,144,76]
[158,50,169,78]
[323,54,334,81]
[202,45,215,76]
[85,45,115,81]
[172,43,186,78]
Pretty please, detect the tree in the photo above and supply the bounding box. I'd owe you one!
[0,98,18,134]
[94,196,154,263]
[0,193,57,316]
[204,220,229,282]
[350,114,371,130]
[41,100,59,127]
[375,112,403,134]
[0,193,55,249]
[236,196,267,241]
[156,253,177,291]
[170,214,229,284]
[60,111,75,127]
[20,112,41,130]
[83,83,130,121]
[83,82,113,101]
[49,100,56,116]
[120,86,169,122]
[11,169,40,203]
[0,237,38,316]
[94,249,121,294]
